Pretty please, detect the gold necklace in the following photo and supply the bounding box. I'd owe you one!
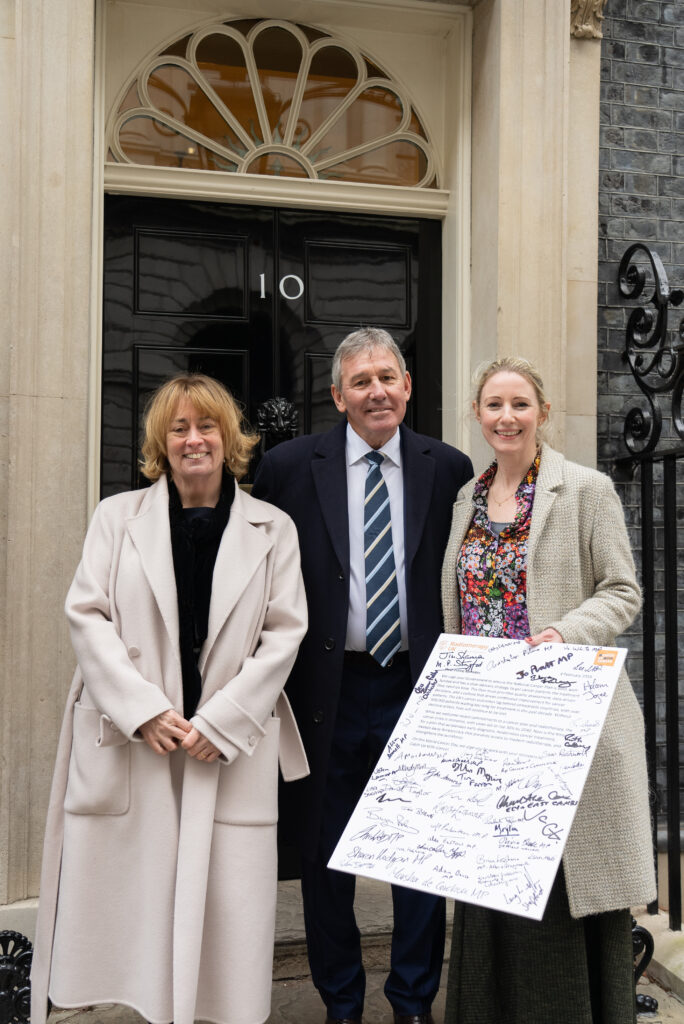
[489,483,519,507]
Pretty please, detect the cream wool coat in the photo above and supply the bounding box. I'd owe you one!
[441,444,656,919]
[31,476,309,1024]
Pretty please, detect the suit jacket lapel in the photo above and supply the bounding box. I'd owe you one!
[311,419,350,573]
[311,423,437,575]
[126,476,180,654]
[401,425,435,571]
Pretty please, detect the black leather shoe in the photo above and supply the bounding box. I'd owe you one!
[393,1014,435,1024]
[325,1017,361,1024]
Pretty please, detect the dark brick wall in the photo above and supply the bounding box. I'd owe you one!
[598,0,684,825]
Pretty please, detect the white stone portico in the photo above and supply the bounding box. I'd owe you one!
[0,0,605,929]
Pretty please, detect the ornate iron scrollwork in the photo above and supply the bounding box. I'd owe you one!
[257,397,299,452]
[617,243,684,457]
[0,932,32,1024]
[632,916,658,1013]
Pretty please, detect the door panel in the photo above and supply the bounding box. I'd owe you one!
[102,197,274,496]
[102,196,442,496]
[275,209,423,436]
[135,229,250,319]
[304,242,410,325]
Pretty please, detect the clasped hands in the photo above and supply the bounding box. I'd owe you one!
[139,709,220,762]
[138,629,562,760]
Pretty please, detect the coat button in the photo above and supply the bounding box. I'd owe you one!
[312,711,324,724]
[338,571,345,581]
[128,645,141,658]
[323,637,335,651]
[247,735,257,747]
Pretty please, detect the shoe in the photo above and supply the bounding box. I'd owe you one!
[325,1018,361,1024]
[393,1014,434,1024]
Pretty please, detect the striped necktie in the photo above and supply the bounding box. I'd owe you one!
[364,451,402,666]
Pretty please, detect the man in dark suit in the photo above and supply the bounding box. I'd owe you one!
[252,328,473,1024]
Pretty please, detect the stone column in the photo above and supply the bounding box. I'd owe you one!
[565,29,602,466]
[0,0,17,918]
[470,0,600,468]
[0,0,96,930]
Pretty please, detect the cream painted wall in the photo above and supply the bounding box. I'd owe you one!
[0,0,18,913]
[494,0,569,460]
[0,0,96,922]
[441,10,473,449]
[565,35,601,467]
[468,0,501,470]
[468,0,598,475]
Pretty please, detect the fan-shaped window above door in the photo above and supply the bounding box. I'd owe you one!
[106,19,437,189]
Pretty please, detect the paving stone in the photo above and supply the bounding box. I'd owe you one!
[45,971,681,1024]
[46,881,683,1024]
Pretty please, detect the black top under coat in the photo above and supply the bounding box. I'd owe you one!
[168,472,233,718]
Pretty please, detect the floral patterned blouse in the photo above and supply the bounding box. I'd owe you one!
[457,453,540,639]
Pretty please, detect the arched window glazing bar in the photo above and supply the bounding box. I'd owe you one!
[106,19,438,189]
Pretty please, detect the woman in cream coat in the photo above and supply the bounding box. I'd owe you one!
[441,358,655,1024]
[31,374,308,1024]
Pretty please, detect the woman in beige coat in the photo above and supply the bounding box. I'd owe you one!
[441,358,655,1024]
[31,374,308,1024]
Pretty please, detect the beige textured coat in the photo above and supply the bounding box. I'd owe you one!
[441,444,656,918]
[31,476,308,1024]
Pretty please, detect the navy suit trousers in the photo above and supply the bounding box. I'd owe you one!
[300,652,446,1019]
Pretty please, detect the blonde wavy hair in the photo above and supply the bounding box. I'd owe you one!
[140,374,259,482]
[472,356,551,441]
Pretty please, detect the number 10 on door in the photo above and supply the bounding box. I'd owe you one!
[259,274,304,301]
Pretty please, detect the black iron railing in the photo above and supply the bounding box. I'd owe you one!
[613,242,684,935]
[0,930,32,1023]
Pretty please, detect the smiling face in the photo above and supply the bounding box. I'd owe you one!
[166,397,225,502]
[331,347,412,449]
[475,371,549,463]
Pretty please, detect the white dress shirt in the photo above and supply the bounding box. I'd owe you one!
[344,423,408,652]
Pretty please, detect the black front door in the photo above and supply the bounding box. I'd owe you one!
[102,195,442,496]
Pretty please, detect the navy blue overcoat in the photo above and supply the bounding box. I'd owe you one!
[252,419,473,856]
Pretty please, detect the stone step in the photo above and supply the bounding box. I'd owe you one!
[273,877,444,981]
[273,932,407,982]
[274,878,396,945]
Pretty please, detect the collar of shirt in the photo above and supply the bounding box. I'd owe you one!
[345,422,402,469]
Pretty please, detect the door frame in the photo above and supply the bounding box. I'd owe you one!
[89,0,472,512]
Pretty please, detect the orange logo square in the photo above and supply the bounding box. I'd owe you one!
[594,649,617,666]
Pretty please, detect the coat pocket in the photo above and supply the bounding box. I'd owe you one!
[64,703,131,815]
[215,716,280,825]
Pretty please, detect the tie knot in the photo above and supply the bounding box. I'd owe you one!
[366,450,383,468]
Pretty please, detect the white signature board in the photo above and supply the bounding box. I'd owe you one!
[329,635,626,920]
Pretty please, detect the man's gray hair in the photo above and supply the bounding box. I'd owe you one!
[331,328,407,391]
